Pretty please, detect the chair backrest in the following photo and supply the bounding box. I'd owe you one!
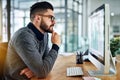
[0,42,8,78]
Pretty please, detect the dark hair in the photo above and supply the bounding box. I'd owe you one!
[30,1,54,20]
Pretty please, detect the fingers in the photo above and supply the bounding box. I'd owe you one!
[20,68,29,75]
[20,68,34,78]
[52,31,56,37]
[51,32,61,46]
[52,31,58,38]
[24,70,34,78]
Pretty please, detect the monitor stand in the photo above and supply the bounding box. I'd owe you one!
[88,70,115,76]
[88,51,116,76]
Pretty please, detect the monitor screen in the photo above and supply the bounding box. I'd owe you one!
[88,5,105,62]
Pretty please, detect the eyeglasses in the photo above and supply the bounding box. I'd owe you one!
[38,14,55,21]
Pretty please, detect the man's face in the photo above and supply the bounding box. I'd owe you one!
[39,9,55,33]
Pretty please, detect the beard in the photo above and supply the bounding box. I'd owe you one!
[41,25,53,33]
[40,25,53,33]
[40,21,54,33]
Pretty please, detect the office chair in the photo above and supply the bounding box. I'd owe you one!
[0,42,8,80]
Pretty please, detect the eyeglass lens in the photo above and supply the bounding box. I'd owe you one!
[51,16,55,21]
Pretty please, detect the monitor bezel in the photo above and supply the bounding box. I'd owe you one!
[88,4,106,65]
[88,4,116,75]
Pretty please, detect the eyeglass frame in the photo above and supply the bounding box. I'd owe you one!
[38,14,55,21]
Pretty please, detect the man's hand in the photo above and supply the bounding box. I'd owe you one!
[51,32,61,46]
[20,68,35,78]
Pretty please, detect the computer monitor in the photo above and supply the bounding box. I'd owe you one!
[88,4,116,76]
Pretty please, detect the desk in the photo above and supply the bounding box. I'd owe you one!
[32,54,120,80]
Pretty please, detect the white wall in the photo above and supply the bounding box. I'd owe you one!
[111,15,120,27]
[88,0,120,16]
[87,0,120,37]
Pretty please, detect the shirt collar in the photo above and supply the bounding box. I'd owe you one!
[27,22,44,41]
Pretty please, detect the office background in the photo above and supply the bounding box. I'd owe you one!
[0,0,120,53]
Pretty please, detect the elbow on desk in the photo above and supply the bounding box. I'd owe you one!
[35,70,49,78]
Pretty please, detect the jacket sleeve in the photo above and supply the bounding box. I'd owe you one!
[13,32,59,78]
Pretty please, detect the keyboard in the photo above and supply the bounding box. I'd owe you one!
[67,67,84,76]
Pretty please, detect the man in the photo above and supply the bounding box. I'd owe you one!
[4,1,61,80]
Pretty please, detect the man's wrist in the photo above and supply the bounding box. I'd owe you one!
[52,44,59,52]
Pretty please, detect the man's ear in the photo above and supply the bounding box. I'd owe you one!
[34,15,41,22]
[37,16,41,20]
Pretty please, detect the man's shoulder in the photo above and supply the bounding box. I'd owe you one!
[15,27,34,36]
[12,27,35,40]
